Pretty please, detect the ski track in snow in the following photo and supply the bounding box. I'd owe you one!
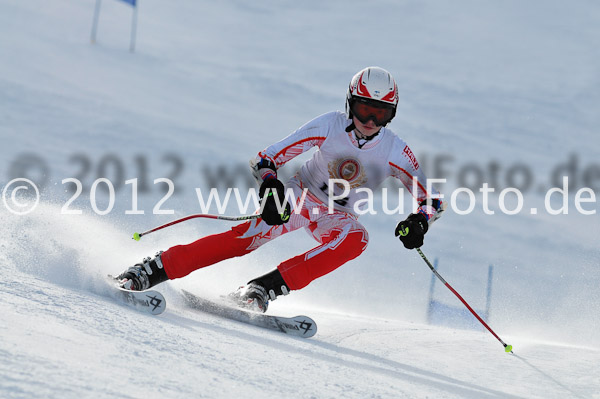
[2,271,598,399]
[1,206,597,399]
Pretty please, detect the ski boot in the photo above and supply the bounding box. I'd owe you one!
[116,251,169,291]
[229,268,290,313]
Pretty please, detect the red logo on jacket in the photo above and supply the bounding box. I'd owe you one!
[403,145,420,170]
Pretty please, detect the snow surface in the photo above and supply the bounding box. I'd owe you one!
[1,0,599,398]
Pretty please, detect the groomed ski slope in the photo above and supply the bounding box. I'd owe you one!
[1,0,599,398]
[1,206,598,398]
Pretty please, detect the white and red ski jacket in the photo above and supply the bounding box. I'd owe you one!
[256,111,443,222]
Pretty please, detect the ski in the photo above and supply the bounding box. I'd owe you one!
[106,276,166,315]
[181,289,317,338]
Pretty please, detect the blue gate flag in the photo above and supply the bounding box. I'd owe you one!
[119,0,136,6]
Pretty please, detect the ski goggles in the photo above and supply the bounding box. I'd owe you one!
[350,98,395,126]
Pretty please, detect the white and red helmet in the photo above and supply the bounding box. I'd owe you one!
[346,67,398,126]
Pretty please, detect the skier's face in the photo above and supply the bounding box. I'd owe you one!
[353,116,381,137]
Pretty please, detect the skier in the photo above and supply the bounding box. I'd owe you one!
[116,66,444,312]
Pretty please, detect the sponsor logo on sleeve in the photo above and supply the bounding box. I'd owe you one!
[403,145,420,170]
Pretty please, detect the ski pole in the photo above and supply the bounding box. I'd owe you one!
[132,213,261,241]
[415,248,513,354]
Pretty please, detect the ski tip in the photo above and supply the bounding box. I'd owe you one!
[109,282,167,315]
[291,315,317,338]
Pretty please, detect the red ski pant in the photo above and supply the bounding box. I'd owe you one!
[160,182,369,291]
